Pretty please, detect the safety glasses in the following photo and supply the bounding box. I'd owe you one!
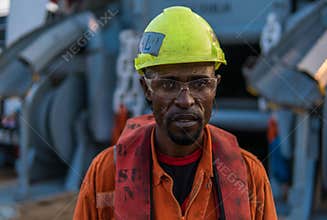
[144,77,218,99]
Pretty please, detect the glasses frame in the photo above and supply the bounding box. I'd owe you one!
[143,76,218,99]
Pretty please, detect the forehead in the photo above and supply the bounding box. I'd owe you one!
[145,62,215,78]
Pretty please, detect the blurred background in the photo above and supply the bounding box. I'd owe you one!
[0,0,326,219]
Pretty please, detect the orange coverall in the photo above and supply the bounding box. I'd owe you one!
[74,127,277,220]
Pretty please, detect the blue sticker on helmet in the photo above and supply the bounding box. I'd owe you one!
[139,32,165,56]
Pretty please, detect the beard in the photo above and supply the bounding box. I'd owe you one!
[165,113,204,146]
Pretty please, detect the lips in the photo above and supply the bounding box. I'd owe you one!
[172,114,198,121]
[170,113,200,128]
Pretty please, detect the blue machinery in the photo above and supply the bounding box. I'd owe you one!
[244,1,327,219]
[0,0,326,219]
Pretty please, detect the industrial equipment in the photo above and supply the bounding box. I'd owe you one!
[0,1,326,219]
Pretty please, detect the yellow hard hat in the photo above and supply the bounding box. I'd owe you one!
[134,6,227,75]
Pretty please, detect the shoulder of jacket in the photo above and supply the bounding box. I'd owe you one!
[240,149,263,167]
[91,146,116,172]
[210,125,234,136]
[240,148,270,184]
[209,126,262,170]
[86,146,116,191]
[209,125,238,143]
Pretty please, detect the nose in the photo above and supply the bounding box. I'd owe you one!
[174,88,195,108]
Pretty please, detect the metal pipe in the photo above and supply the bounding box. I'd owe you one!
[19,12,96,73]
[210,109,269,131]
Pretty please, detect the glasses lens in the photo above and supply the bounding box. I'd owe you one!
[151,79,180,96]
[189,78,217,93]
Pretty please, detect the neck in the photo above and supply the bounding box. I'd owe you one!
[154,125,204,157]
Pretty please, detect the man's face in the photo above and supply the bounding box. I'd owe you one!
[141,62,219,146]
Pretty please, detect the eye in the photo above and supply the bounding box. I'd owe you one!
[161,80,177,90]
[191,79,209,89]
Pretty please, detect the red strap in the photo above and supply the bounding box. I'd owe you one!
[114,115,155,220]
[209,125,251,220]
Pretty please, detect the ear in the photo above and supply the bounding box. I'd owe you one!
[139,77,153,102]
[214,74,221,95]
[216,74,222,85]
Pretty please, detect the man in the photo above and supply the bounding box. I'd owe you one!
[74,6,277,220]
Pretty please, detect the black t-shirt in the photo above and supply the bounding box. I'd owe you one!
[157,148,202,206]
